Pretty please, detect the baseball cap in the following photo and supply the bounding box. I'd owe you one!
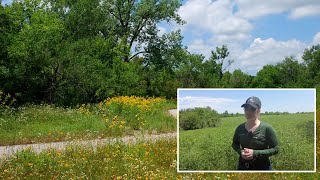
[241,96,261,110]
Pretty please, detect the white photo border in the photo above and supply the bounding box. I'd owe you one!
[177,88,317,173]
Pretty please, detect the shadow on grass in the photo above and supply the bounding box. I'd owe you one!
[296,120,314,143]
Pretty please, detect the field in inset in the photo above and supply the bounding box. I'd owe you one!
[179,113,315,171]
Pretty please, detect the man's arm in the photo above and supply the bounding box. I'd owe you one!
[232,127,241,155]
[253,126,279,157]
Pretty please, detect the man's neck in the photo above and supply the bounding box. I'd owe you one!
[246,119,260,126]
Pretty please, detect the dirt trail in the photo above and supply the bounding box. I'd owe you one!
[0,109,178,159]
[0,132,176,159]
[168,109,177,118]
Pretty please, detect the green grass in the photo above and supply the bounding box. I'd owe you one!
[179,113,315,171]
[0,138,318,179]
[0,98,176,145]
[0,139,177,179]
[0,104,319,179]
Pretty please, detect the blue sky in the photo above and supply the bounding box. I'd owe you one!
[3,0,320,75]
[178,89,315,113]
[165,0,320,75]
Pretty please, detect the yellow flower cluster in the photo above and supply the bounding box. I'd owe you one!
[77,104,91,115]
[108,116,126,129]
[103,96,165,111]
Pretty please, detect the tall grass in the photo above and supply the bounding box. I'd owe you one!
[0,96,176,145]
[0,138,318,179]
[179,113,315,171]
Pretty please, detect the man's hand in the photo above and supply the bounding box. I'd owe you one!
[241,148,254,160]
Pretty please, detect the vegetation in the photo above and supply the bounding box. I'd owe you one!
[0,0,320,179]
[1,1,320,107]
[0,138,318,179]
[0,96,176,145]
[179,107,221,130]
[219,110,314,117]
[0,139,179,179]
[179,114,315,171]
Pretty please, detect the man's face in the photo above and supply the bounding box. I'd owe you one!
[244,106,258,120]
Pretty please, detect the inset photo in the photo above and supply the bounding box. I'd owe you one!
[177,88,316,172]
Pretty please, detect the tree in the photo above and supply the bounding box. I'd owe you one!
[143,30,184,72]
[229,69,252,88]
[220,71,232,87]
[100,0,184,62]
[223,110,229,117]
[0,1,26,96]
[175,52,204,88]
[0,4,12,86]
[209,45,234,80]
[55,37,113,106]
[277,57,308,87]
[251,65,281,88]
[6,7,65,103]
[302,45,320,86]
[42,0,184,62]
[198,58,221,87]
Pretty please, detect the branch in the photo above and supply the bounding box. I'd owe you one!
[129,51,147,60]
[128,18,146,50]
[222,60,234,72]
[116,1,125,28]
[109,11,120,22]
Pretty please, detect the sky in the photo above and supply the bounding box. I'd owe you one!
[2,0,320,75]
[178,89,315,114]
[161,0,320,75]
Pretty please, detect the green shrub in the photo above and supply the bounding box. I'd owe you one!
[179,107,220,130]
[0,90,16,115]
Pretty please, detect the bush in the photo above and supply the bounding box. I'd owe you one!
[179,112,200,130]
[179,107,220,130]
[0,90,16,115]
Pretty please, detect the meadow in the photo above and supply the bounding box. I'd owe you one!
[0,96,319,179]
[0,96,176,145]
[179,113,315,171]
[1,138,318,179]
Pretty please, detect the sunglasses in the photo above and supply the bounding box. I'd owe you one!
[244,106,256,111]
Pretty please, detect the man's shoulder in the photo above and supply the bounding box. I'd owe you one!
[260,121,275,130]
[236,122,246,130]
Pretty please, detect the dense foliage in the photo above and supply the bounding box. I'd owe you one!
[1,0,320,107]
[179,107,220,130]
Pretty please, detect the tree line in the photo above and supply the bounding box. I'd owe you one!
[1,0,320,107]
[220,110,313,117]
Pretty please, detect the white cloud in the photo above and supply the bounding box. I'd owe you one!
[289,5,320,19]
[179,0,320,75]
[179,96,239,113]
[187,39,212,58]
[311,32,320,45]
[212,33,251,44]
[178,0,252,43]
[237,38,307,73]
[235,0,320,19]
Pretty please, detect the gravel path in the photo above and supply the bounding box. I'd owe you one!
[168,109,177,118]
[0,109,178,159]
[0,132,176,159]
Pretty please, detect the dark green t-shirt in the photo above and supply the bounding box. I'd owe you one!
[232,121,279,158]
